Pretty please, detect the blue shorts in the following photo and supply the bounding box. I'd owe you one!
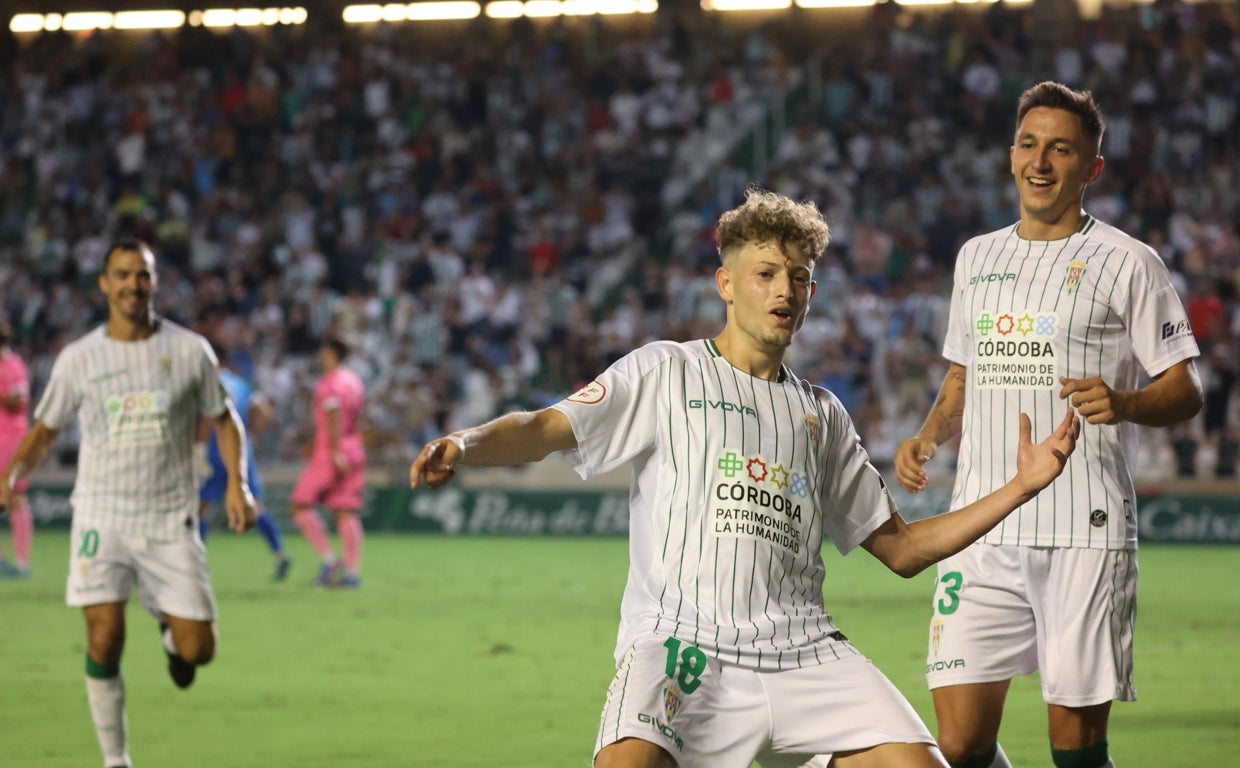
[199,443,264,503]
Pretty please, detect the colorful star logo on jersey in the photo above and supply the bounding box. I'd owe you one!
[769,464,790,490]
[976,312,995,337]
[1016,313,1035,336]
[746,456,768,482]
[996,313,1016,336]
[717,451,744,478]
[1066,260,1087,293]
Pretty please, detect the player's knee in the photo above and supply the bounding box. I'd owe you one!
[177,629,217,666]
[935,732,994,765]
[86,629,124,665]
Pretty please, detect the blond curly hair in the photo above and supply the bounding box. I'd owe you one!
[715,187,831,263]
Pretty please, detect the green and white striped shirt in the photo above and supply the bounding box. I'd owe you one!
[35,321,229,540]
[944,215,1199,550]
[553,339,894,671]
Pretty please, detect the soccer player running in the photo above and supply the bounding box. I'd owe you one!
[290,334,367,588]
[411,187,1081,768]
[0,239,257,768]
[0,314,33,579]
[197,345,292,581]
[894,82,1203,768]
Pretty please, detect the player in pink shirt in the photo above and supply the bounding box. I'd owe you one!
[291,334,367,588]
[0,316,33,579]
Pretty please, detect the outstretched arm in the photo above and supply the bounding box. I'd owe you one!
[894,362,967,492]
[1060,358,1202,426]
[864,408,1080,578]
[0,421,59,509]
[410,408,578,490]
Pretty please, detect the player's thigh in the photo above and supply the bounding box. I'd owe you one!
[325,465,366,511]
[1032,548,1137,707]
[759,655,935,766]
[595,737,677,768]
[291,456,334,506]
[82,601,127,662]
[67,522,137,608]
[595,635,766,768]
[926,544,1036,691]
[930,680,1010,758]
[134,530,218,623]
[827,742,948,768]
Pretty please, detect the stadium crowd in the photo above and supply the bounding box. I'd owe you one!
[0,0,1236,478]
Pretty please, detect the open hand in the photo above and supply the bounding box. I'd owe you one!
[1015,408,1080,495]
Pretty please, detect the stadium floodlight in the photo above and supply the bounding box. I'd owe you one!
[63,12,113,30]
[702,0,791,10]
[381,3,409,20]
[43,13,64,30]
[522,0,562,15]
[794,0,872,7]
[406,2,482,20]
[114,10,187,28]
[9,13,43,32]
[562,0,657,14]
[485,0,524,17]
[342,4,385,22]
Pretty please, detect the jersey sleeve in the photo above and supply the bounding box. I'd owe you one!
[1121,248,1200,376]
[817,393,897,555]
[941,245,971,366]
[551,349,661,479]
[33,347,82,430]
[196,339,230,419]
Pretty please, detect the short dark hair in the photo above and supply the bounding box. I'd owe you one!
[1016,81,1106,154]
[321,334,350,361]
[103,238,155,272]
[715,187,831,263]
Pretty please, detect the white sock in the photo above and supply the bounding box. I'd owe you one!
[991,743,1013,768]
[163,626,177,655]
[85,674,130,767]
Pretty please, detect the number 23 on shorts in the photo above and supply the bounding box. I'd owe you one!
[662,637,707,694]
[935,571,963,616]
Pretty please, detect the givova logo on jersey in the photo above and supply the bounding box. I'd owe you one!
[711,450,807,556]
[105,390,171,446]
[972,310,1060,390]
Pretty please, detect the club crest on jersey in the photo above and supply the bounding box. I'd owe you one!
[160,354,172,376]
[931,618,943,657]
[566,380,606,405]
[804,414,820,451]
[1065,260,1087,293]
[663,682,682,721]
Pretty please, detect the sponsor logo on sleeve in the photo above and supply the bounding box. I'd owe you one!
[1160,319,1192,343]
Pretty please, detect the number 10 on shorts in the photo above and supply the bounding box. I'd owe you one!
[662,637,707,694]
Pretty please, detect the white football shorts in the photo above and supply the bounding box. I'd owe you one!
[595,633,934,768]
[925,543,1137,706]
[66,521,218,622]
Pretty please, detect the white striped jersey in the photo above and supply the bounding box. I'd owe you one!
[552,339,896,671]
[943,215,1199,550]
[34,321,230,540]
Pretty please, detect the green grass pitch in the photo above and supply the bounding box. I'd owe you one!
[3,532,1237,767]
